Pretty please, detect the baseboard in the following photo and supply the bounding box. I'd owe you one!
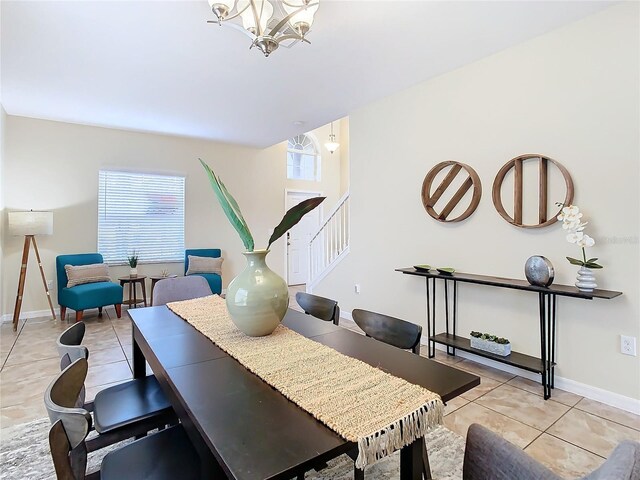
[1,309,54,323]
[3,290,229,322]
[338,313,640,415]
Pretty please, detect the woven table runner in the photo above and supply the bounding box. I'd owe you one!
[167,295,444,468]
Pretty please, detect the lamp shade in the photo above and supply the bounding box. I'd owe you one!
[8,211,54,236]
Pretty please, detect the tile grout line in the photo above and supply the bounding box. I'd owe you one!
[470,391,566,433]
[571,404,640,433]
[109,310,134,374]
[543,431,607,460]
[541,406,608,460]
[1,319,29,371]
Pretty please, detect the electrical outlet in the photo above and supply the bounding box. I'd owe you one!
[47,280,53,289]
[621,335,637,356]
[354,284,360,294]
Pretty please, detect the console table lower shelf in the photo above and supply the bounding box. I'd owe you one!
[396,267,622,400]
[430,333,554,375]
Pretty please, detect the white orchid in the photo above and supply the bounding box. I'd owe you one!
[556,203,602,269]
[576,234,595,248]
[566,231,584,244]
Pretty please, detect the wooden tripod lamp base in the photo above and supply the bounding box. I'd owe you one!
[8,211,56,332]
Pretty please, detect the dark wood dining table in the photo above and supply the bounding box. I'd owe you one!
[129,306,480,480]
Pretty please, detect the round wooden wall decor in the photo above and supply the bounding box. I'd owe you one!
[421,161,482,222]
[492,154,574,229]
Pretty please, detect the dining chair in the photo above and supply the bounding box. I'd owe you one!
[351,309,422,354]
[46,358,201,480]
[351,308,427,478]
[464,423,640,479]
[57,321,88,364]
[295,292,341,325]
[152,275,213,306]
[55,323,175,452]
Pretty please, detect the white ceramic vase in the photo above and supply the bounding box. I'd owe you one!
[130,267,138,277]
[226,249,289,337]
[575,266,597,292]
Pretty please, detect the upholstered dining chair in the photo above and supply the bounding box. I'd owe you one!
[351,309,422,354]
[55,323,175,452]
[56,253,123,322]
[295,292,341,325]
[152,276,213,306]
[46,358,201,480]
[184,248,222,294]
[464,423,640,480]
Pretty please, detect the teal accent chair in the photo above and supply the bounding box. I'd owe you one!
[56,253,123,322]
[184,249,222,295]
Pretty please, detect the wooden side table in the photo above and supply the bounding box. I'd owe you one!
[149,275,178,306]
[118,275,147,309]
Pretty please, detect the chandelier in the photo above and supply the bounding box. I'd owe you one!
[207,0,320,57]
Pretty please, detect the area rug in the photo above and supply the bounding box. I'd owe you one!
[0,418,465,479]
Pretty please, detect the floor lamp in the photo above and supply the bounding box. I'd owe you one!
[9,210,56,331]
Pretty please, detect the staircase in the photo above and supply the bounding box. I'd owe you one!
[308,191,350,291]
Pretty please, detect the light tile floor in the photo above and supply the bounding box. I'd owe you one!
[0,288,638,479]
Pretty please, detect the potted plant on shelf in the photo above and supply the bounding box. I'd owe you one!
[127,252,139,277]
[200,159,325,337]
[470,331,511,356]
[557,204,602,292]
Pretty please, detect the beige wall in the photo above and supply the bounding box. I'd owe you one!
[2,117,344,315]
[315,4,640,401]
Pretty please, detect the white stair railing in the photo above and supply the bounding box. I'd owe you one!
[309,191,350,288]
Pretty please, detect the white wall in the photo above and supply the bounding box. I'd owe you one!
[2,117,344,316]
[339,118,350,197]
[0,105,6,318]
[315,4,640,402]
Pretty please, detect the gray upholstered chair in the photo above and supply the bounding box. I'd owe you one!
[46,359,201,480]
[54,324,175,452]
[463,423,640,480]
[152,275,213,306]
[351,309,422,354]
[295,292,340,325]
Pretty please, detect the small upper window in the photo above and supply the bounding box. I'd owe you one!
[287,134,321,181]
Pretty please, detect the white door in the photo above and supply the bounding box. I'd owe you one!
[286,191,321,285]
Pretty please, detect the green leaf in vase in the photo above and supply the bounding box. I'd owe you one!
[268,197,325,249]
[200,159,255,251]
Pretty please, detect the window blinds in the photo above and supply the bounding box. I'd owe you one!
[98,170,185,264]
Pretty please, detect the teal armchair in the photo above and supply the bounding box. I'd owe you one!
[56,253,123,322]
[184,249,222,295]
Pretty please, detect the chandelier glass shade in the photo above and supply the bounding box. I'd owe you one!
[207,0,320,57]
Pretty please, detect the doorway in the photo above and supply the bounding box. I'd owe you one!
[285,190,322,286]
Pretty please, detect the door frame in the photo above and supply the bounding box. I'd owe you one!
[283,189,324,286]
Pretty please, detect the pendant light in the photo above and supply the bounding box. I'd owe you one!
[324,122,339,154]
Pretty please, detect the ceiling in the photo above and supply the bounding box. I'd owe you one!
[1,1,612,148]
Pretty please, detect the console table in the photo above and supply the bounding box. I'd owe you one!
[396,268,622,399]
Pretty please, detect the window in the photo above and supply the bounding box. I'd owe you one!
[287,134,321,181]
[98,170,185,264]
